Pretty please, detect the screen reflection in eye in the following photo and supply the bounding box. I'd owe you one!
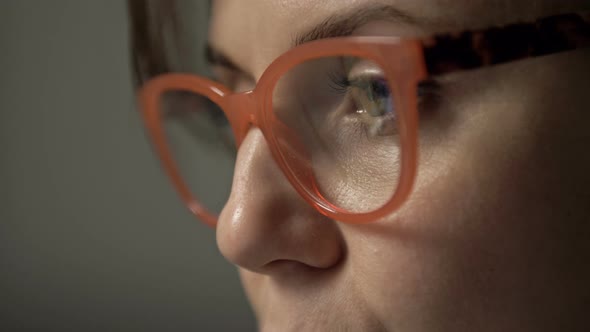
[348,76,396,136]
[328,69,397,137]
[328,63,441,138]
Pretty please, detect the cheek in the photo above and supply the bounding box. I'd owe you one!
[341,54,590,327]
[338,137,538,328]
[238,268,269,321]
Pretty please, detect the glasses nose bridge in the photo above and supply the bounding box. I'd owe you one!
[227,91,261,145]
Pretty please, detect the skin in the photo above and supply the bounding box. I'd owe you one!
[208,0,590,331]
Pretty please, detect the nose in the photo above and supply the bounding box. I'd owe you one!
[216,128,344,275]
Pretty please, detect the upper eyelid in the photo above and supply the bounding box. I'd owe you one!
[347,64,385,79]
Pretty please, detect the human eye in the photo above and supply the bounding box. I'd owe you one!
[160,90,235,154]
[325,59,396,137]
[165,91,229,128]
[328,60,440,138]
[347,74,396,136]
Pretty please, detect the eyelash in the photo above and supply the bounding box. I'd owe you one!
[327,71,352,94]
[327,72,441,110]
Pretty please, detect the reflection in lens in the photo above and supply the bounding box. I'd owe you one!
[272,56,401,214]
[159,90,236,216]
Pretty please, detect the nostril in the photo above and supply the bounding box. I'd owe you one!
[263,259,328,279]
[266,259,305,271]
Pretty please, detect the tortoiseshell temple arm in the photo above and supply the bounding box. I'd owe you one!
[422,12,590,76]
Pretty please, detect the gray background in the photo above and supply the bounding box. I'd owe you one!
[0,1,256,331]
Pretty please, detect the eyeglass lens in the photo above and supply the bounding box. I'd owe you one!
[157,55,402,217]
[272,56,402,213]
[159,91,236,215]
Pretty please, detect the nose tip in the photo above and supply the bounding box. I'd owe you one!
[215,129,344,275]
[217,196,344,274]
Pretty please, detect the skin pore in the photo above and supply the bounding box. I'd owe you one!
[208,0,590,331]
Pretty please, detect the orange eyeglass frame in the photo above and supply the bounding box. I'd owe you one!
[140,37,425,227]
[138,12,589,227]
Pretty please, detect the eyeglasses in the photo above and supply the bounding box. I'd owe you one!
[138,12,589,227]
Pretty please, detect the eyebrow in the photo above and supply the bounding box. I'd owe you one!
[206,4,424,72]
[293,4,423,46]
[205,44,241,72]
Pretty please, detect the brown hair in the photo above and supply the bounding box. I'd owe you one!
[128,0,180,86]
[128,0,212,87]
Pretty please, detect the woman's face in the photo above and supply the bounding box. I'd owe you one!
[208,0,590,330]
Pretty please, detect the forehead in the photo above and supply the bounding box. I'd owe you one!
[209,0,359,73]
[209,0,586,76]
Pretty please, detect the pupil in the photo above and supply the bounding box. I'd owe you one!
[370,79,390,99]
